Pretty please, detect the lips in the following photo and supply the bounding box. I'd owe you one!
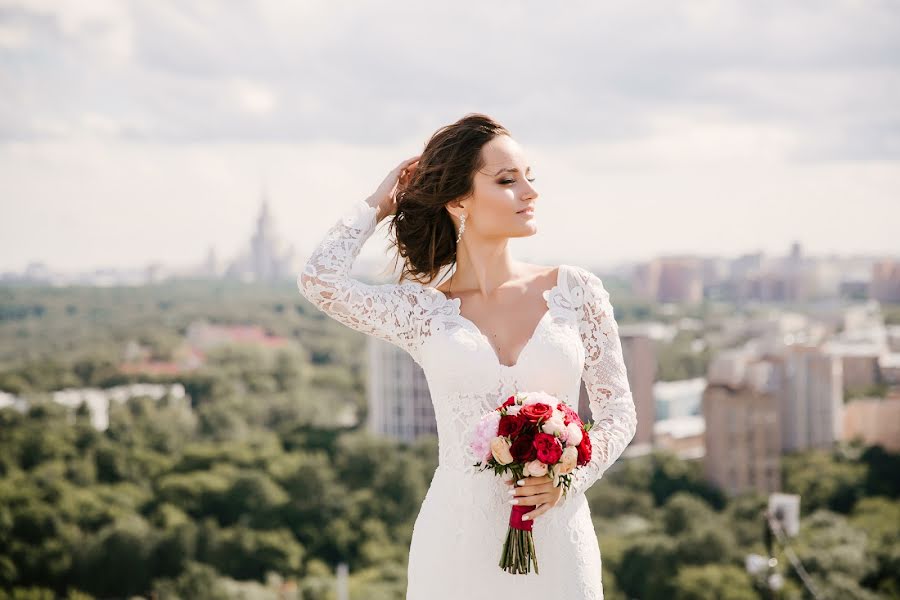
[518,208,534,215]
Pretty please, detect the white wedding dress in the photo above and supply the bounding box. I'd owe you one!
[298,198,637,600]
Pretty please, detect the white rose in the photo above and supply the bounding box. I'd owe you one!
[521,391,556,406]
[541,413,567,437]
[565,423,583,446]
[524,459,548,477]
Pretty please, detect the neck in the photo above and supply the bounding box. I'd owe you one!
[448,236,519,299]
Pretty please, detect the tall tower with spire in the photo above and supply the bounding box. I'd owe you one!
[226,181,295,283]
[251,182,277,280]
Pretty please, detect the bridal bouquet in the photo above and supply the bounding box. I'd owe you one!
[469,391,594,575]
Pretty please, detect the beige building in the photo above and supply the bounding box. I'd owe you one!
[843,394,900,451]
[703,356,781,497]
[632,257,704,305]
[619,326,658,447]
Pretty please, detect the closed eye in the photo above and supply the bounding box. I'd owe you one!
[500,178,536,185]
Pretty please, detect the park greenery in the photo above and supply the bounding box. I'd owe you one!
[0,281,897,599]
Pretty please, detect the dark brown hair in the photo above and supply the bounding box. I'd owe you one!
[385,112,511,285]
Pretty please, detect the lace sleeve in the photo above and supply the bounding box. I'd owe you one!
[297,198,423,362]
[564,267,637,500]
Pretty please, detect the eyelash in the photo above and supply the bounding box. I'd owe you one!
[500,177,536,185]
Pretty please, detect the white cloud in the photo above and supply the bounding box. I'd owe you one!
[229,78,278,115]
[0,0,896,158]
[0,0,898,270]
[8,0,135,64]
[0,22,30,49]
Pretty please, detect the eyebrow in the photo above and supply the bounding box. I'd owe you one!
[493,166,532,176]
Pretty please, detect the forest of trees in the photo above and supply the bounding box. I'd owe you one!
[0,281,897,599]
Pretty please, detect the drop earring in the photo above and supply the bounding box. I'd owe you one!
[457,213,466,243]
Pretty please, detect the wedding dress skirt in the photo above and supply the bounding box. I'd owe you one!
[298,198,637,600]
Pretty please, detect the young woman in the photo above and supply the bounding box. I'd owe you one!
[298,113,637,599]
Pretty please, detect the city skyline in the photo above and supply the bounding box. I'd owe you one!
[4,183,895,285]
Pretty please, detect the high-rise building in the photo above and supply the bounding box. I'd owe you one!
[703,353,781,497]
[618,327,657,447]
[773,344,843,452]
[366,337,436,443]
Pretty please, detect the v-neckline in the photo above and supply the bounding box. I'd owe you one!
[433,265,566,370]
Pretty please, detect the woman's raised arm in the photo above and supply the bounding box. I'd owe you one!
[297,157,425,361]
[297,196,426,362]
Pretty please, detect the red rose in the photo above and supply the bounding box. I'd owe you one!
[577,432,593,466]
[501,395,516,409]
[558,402,581,426]
[519,402,553,425]
[509,434,537,462]
[498,414,526,437]
[533,432,563,464]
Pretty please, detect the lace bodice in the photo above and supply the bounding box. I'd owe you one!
[298,198,637,500]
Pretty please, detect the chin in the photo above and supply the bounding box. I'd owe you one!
[510,227,538,238]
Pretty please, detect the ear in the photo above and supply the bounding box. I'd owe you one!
[444,198,467,221]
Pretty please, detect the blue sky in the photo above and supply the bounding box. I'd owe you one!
[1,0,898,272]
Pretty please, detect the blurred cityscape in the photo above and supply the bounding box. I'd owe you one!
[2,189,899,598]
[4,189,900,487]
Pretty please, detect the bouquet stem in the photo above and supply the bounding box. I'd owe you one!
[499,504,539,574]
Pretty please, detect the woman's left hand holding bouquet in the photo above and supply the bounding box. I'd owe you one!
[503,475,563,522]
[506,475,563,521]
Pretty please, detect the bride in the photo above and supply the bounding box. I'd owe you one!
[298,113,637,599]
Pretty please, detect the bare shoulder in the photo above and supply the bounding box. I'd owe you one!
[521,262,564,279]
[434,279,452,294]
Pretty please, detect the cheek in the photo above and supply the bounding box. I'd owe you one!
[481,187,517,217]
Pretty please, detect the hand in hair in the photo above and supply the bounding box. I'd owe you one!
[366,155,421,222]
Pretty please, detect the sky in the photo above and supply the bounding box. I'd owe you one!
[1,0,898,273]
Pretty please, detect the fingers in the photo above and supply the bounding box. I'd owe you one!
[512,491,554,506]
[506,475,549,489]
[509,482,555,504]
[507,474,562,518]
[397,156,421,172]
[520,475,551,488]
[525,504,549,520]
[394,156,421,190]
[517,483,552,494]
